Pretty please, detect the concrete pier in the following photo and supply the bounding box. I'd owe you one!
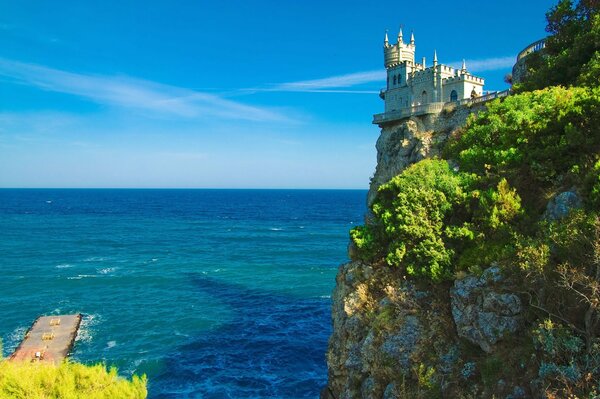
[10,314,82,364]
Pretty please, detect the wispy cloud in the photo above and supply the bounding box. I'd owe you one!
[451,56,515,72]
[272,70,384,92]
[0,58,287,122]
[267,55,515,93]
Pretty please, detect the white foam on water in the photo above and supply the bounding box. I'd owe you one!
[106,340,116,349]
[56,264,73,269]
[76,314,100,343]
[97,267,117,275]
[67,274,98,280]
[269,227,283,231]
[5,326,27,354]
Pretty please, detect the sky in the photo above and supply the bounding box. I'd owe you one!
[0,0,556,188]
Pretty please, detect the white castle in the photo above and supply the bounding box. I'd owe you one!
[378,28,485,119]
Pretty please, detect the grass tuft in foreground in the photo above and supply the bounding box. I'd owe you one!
[0,360,147,399]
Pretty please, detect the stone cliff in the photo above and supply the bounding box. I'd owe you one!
[324,105,529,399]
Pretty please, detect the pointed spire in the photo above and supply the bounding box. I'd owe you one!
[410,31,415,45]
[397,26,403,43]
[461,59,467,72]
[433,50,438,64]
[384,30,389,46]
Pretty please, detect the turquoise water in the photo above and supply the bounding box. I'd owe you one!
[0,189,366,398]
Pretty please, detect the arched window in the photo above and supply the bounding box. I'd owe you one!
[387,77,389,89]
[471,88,478,98]
[393,75,397,85]
[421,90,427,104]
[450,90,458,102]
[397,74,402,85]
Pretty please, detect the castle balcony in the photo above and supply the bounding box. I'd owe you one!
[456,89,511,106]
[516,38,546,61]
[373,102,445,124]
[372,89,511,125]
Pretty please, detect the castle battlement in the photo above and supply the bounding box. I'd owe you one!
[376,28,486,122]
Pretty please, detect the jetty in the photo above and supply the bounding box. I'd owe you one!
[9,314,82,364]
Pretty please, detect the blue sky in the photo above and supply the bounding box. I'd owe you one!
[0,0,555,188]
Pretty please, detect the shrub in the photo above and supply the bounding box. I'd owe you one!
[447,86,600,208]
[0,361,147,399]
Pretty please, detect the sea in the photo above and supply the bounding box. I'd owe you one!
[0,189,367,398]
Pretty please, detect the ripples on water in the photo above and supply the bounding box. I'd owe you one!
[0,189,366,398]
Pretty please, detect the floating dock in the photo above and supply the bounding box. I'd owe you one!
[10,314,82,364]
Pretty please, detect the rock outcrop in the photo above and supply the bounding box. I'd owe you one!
[368,105,484,206]
[325,105,528,398]
[450,267,522,353]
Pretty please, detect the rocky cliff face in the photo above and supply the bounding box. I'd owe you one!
[367,105,483,207]
[324,105,529,399]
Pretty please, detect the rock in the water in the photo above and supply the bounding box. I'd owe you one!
[544,190,582,221]
[450,267,522,352]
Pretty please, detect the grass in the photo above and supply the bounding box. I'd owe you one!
[0,360,147,399]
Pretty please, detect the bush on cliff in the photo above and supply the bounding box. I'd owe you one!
[350,159,522,282]
[0,360,147,399]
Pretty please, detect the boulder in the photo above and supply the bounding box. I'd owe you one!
[451,267,522,352]
[544,190,582,221]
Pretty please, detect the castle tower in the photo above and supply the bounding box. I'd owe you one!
[379,28,485,116]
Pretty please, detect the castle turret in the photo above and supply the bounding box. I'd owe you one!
[378,27,486,117]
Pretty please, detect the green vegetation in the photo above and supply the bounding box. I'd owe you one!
[516,0,600,91]
[0,361,147,399]
[351,159,522,282]
[350,0,600,396]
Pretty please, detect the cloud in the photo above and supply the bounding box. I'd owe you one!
[451,56,515,72]
[269,55,515,93]
[272,70,385,92]
[0,58,287,122]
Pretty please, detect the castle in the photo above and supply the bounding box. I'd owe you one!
[378,28,485,119]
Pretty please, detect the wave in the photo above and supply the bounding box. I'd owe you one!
[75,314,100,344]
[67,274,98,280]
[97,267,117,275]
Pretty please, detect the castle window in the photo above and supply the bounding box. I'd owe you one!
[398,75,401,84]
[450,90,458,102]
[421,90,427,104]
[393,75,397,85]
[387,77,389,89]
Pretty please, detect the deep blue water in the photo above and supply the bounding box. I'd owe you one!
[0,189,366,398]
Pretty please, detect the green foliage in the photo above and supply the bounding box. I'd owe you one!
[516,0,600,91]
[584,159,600,208]
[532,320,600,396]
[349,224,383,262]
[372,305,396,333]
[352,160,473,281]
[448,86,600,207]
[0,361,147,398]
[373,160,471,281]
[351,160,523,282]
[414,364,441,398]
